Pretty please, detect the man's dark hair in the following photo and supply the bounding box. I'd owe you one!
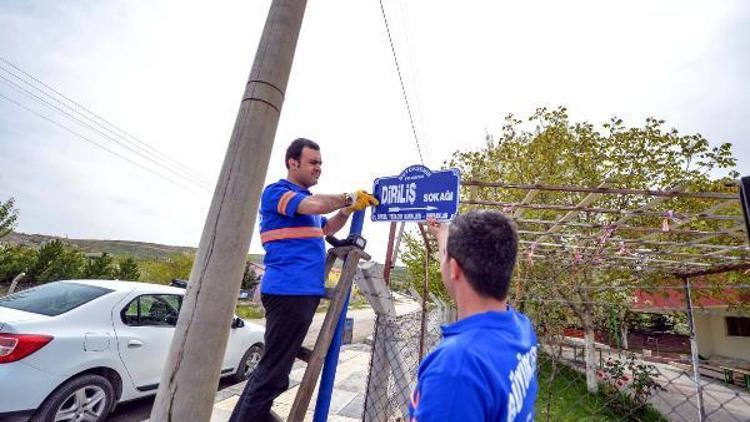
[285,138,320,169]
[446,210,518,300]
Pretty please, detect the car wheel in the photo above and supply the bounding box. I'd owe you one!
[32,374,115,422]
[232,343,264,383]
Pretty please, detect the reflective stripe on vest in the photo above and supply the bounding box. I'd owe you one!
[277,191,296,216]
[260,227,324,244]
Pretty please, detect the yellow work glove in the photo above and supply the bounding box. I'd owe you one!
[348,190,379,211]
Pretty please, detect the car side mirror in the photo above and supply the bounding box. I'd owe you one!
[232,317,245,329]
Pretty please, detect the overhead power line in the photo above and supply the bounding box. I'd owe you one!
[0,57,212,190]
[0,73,212,192]
[0,92,204,194]
[377,0,425,165]
[0,57,211,184]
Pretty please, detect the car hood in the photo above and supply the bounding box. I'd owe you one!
[0,306,50,331]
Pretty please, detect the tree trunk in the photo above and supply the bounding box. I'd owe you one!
[620,321,629,350]
[583,316,599,394]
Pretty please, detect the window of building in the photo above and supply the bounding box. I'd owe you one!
[726,316,750,337]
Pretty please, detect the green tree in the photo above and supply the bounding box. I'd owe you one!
[82,253,117,279]
[241,263,261,290]
[139,253,194,284]
[399,231,446,301]
[29,239,85,283]
[117,257,141,281]
[404,106,740,393]
[0,197,19,239]
[0,244,36,284]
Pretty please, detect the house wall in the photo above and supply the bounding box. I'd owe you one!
[694,314,714,356]
[694,311,750,361]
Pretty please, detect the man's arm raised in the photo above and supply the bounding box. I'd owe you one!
[323,208,352,236]
[297,193,350,215]
[426,218,450,258]
[298,191,379,236]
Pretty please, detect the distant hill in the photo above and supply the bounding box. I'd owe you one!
[2,232,408,277]
[4,232,264,263]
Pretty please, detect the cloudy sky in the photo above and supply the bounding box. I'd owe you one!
[0,0,748,263]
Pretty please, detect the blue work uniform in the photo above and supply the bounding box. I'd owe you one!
[259,179,328,296]
[408,308,538,422]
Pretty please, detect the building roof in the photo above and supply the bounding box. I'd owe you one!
[632,283,749,312]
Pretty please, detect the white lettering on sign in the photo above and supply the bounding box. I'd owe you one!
[380,183,416,205]
[423,190,454,203]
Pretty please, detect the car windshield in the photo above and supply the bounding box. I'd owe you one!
[0,282,114,316]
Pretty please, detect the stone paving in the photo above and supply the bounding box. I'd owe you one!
[211,344,372,422]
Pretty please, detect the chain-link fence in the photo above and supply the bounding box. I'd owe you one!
[361,284,750,421]
[522,286,750,422]
[362,308,444,422]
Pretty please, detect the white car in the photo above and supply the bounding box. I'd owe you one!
[0,279,265,422]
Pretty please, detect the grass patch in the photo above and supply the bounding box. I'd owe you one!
[235,304,265,320]
[235,299,368,320]
[536,356,667,421]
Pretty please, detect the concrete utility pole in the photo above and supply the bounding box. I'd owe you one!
[151,1,308,420]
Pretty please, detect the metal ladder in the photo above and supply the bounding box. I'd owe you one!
[280,245,370,422]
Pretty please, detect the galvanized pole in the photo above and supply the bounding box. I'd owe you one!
[392,222,406,265]
[418,223,431,360]
[682,275,706,421]
[150,1,308,420]
[383,222,397,286]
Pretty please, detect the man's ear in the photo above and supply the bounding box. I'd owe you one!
[449,258,462,283]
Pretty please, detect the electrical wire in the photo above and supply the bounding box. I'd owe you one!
[377,0,425,165]
[0,74,212,192]
[0,92,205,195]
[0,57,212,188]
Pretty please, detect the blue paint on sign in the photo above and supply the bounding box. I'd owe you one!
[371,165,460,222]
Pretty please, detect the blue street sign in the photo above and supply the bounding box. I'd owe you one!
[371,165,460,222]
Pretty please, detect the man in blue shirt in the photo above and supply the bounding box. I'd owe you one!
[230,138,377,421]
[410,210,538,421]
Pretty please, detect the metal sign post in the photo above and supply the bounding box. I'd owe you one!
[312,210,366,422]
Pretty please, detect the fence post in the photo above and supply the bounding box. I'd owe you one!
[418,224,431,361]
[384,318,412,421]
[383,222,397,286]
[682,275,706,421]
[362,315,385,422]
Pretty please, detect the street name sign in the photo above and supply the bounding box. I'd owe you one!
[371,165,460,222]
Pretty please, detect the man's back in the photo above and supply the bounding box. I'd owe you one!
[409,308,538,421]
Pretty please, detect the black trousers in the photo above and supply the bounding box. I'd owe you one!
[229,294,320,422]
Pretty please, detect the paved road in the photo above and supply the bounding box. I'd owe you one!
[109,299,420,421]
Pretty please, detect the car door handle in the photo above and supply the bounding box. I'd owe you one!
[128,340,144,348]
